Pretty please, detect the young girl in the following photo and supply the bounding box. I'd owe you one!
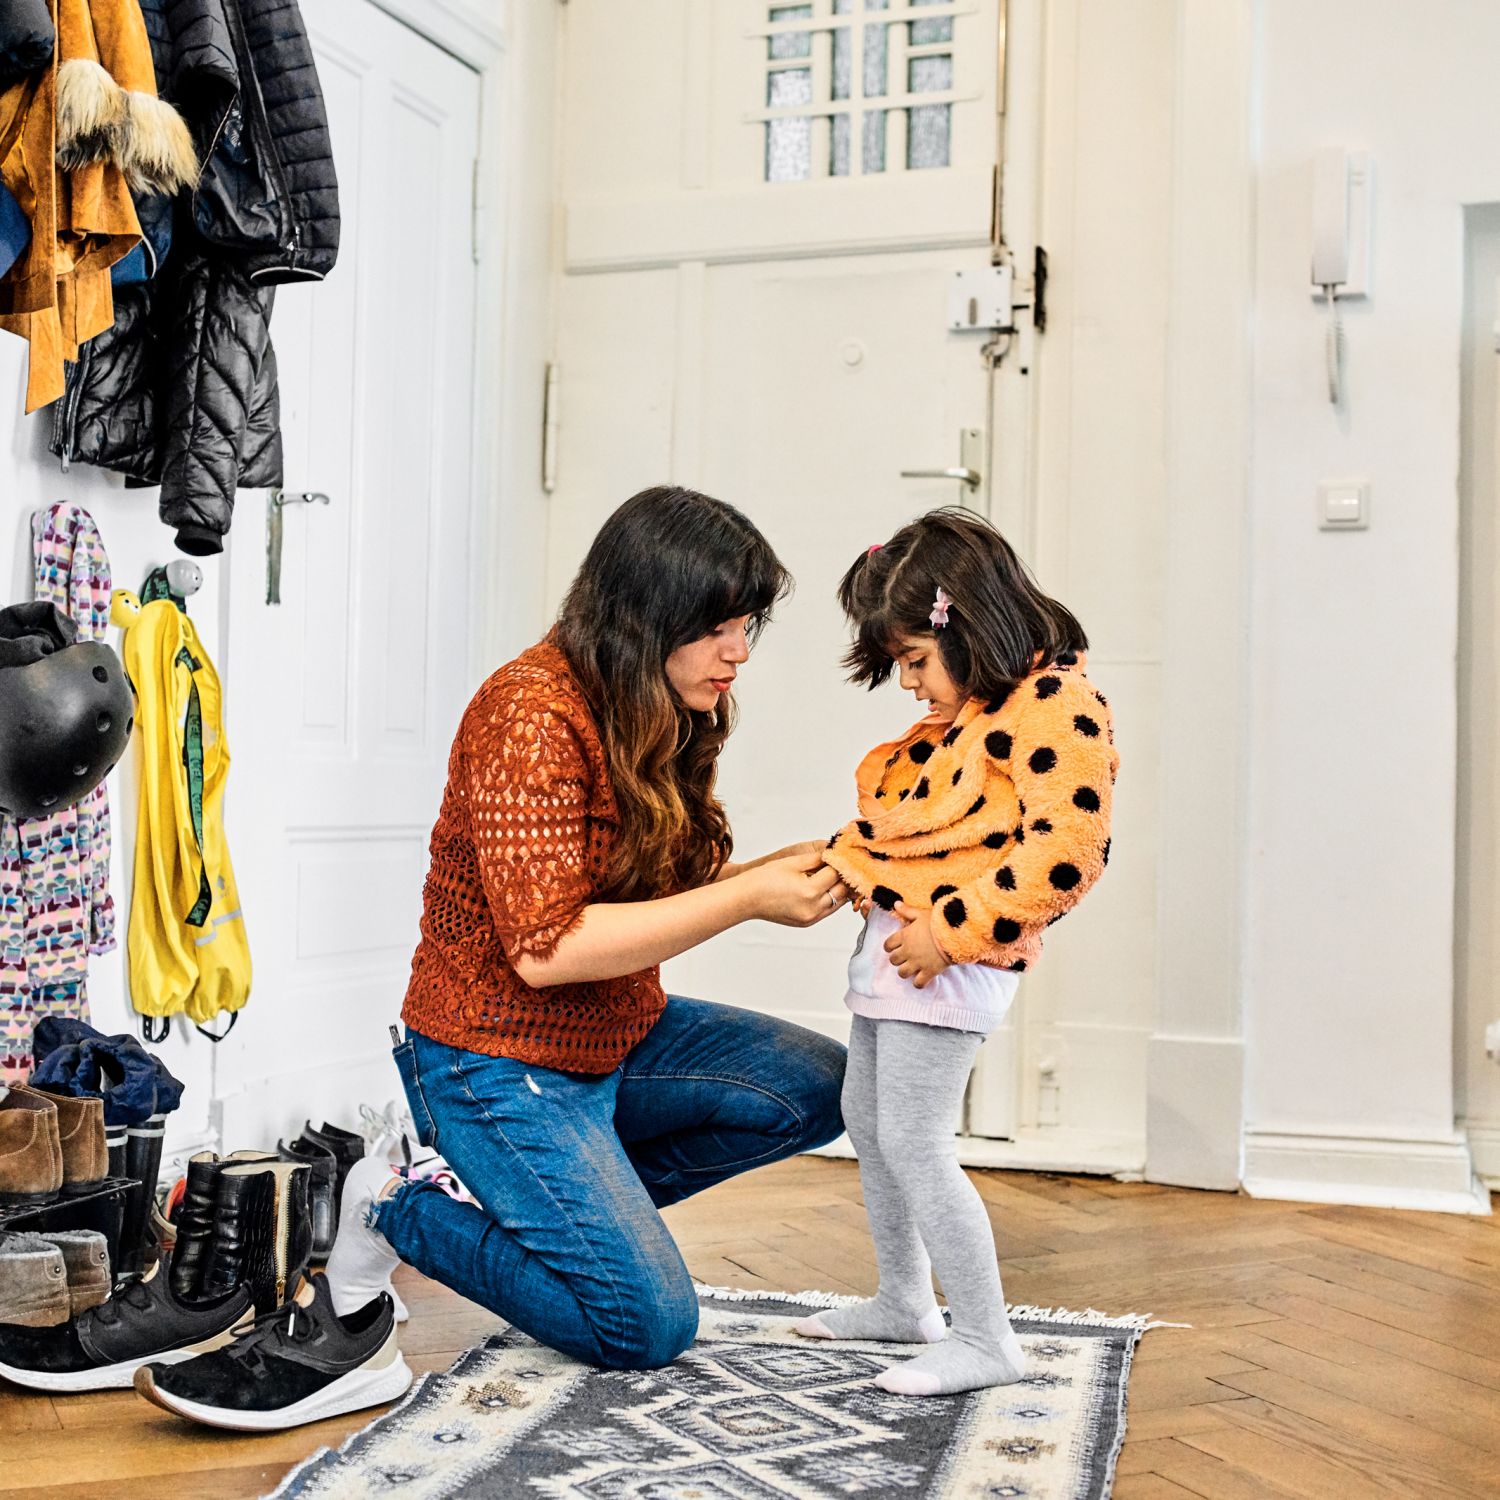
[794,507,1118,1397]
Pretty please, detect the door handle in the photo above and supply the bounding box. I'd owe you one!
[266,489,331,606]
[900,428,985,494]
[900,466,982,489]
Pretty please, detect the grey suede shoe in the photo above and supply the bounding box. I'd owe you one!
[37,1231,111,1316]
[0,1233,70,1327]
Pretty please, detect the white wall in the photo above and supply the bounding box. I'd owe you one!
[1239,0,1499,1210]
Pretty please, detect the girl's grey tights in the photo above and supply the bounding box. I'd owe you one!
[795,1014,1027,1395]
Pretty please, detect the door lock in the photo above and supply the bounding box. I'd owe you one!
[266,489,331,606]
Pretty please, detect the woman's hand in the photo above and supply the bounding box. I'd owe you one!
[745,848,850,927]
[717,839,831,882]
[885,902,951,989]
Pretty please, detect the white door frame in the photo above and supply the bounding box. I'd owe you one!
[367,0,552,673]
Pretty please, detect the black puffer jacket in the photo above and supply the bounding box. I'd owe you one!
[49,0,337,555]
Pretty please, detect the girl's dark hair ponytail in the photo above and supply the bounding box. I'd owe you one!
[838,507,1087,701]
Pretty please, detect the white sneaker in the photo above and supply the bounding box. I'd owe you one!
[325,1157,406,1321]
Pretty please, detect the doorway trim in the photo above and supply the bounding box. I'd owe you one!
[368,0,552,674]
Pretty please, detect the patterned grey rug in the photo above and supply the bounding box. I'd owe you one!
[268,1288,1155,1499]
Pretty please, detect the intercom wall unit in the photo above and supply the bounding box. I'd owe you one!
[1310,146,1372,301]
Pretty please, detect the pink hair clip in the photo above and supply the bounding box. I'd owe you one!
[929,587,952,629]
[867,543,883,555]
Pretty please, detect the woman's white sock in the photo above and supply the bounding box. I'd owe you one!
[324,1157,404,1317]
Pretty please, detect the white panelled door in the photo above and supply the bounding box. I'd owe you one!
[219,0,480,1145]
[549,2,1044,1145]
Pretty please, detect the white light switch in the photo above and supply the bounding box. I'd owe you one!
[1319,479,1368,530]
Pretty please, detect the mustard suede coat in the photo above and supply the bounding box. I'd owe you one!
[824,654,1118,972]
[0,0,194,411]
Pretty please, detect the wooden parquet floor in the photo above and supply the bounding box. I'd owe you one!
[0,1156,1496,1498]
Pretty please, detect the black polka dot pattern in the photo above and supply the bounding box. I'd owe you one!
[1074,715,1100,738]
[942,897,967,929]
[1073,787,1101,812]
[909,741,934,764]
[1008,959,1027,972]
[983,830,1008,849]
[985,730,1012,759]
[1036,677,1061,699]
[913,778,930,800]
[942,725,963,747]
[966,795,986,818]
[869,850,890,862]
[1032,818,1052,834]
[951,768,963,786]
[1028,747,1057,774]
[1102,838,1111,866]
[856,820,874,839]
[931,883,958,901]
[995,867,1016,890]
[871,885,901,910]
[993,917,1022,943]
[1013,824,1026,845]
[1049,863,1081,891]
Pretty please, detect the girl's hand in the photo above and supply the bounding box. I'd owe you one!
[746,849,850,927]
[884,902,951,989]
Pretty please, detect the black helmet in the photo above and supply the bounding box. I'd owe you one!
[0,602,134,819]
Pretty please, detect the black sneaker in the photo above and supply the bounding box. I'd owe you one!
[0,1250,251,1393]
[134,1273,411,1431]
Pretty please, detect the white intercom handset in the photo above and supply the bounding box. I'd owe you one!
[1310,147,1372,406]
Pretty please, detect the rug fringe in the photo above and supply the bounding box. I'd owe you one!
[695,1283,1186,1332]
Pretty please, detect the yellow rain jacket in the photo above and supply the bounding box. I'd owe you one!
[113,587,250,1033]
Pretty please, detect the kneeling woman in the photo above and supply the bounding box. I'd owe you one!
[327,486,850,1369]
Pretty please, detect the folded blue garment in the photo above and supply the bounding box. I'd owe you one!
[0,182,28,281]
[30,1016,185,1128]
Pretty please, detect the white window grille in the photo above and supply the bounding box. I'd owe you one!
[755,0,968,184]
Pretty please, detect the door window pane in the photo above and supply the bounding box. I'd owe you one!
[767,67,813,182]
[908,103,951,170]
[910,0,954,45]
[769,4,812,59]
[908,54,953,93]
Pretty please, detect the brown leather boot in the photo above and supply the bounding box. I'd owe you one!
[33,1091,106,1194]
[0,1087,63,1204]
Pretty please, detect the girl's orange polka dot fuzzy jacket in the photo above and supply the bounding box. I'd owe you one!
[823,654,1118,973]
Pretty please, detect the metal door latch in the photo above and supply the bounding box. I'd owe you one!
[901,428,985,494]
[266,489,331,605]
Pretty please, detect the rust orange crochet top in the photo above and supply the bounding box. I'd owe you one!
[401,637,666,1072]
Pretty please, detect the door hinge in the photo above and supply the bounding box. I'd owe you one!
[471,157,484,264]
[542,363,560,494]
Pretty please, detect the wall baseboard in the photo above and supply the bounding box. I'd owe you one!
[1243,1128,1492,1216]
[809,1127,1145,1179]
[1463,1119,1500,1190]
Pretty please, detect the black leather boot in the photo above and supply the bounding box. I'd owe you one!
[217,1161,313,1316]
[169,1152,222,1302]
[278,1137,336,1262]
[198,1168,257,1304]
[297,1121,365,1200]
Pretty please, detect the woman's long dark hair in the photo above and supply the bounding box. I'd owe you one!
[556,486,792,900]
[838,507,1087,700]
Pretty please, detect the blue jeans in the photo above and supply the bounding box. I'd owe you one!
[376,996,847,1370]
